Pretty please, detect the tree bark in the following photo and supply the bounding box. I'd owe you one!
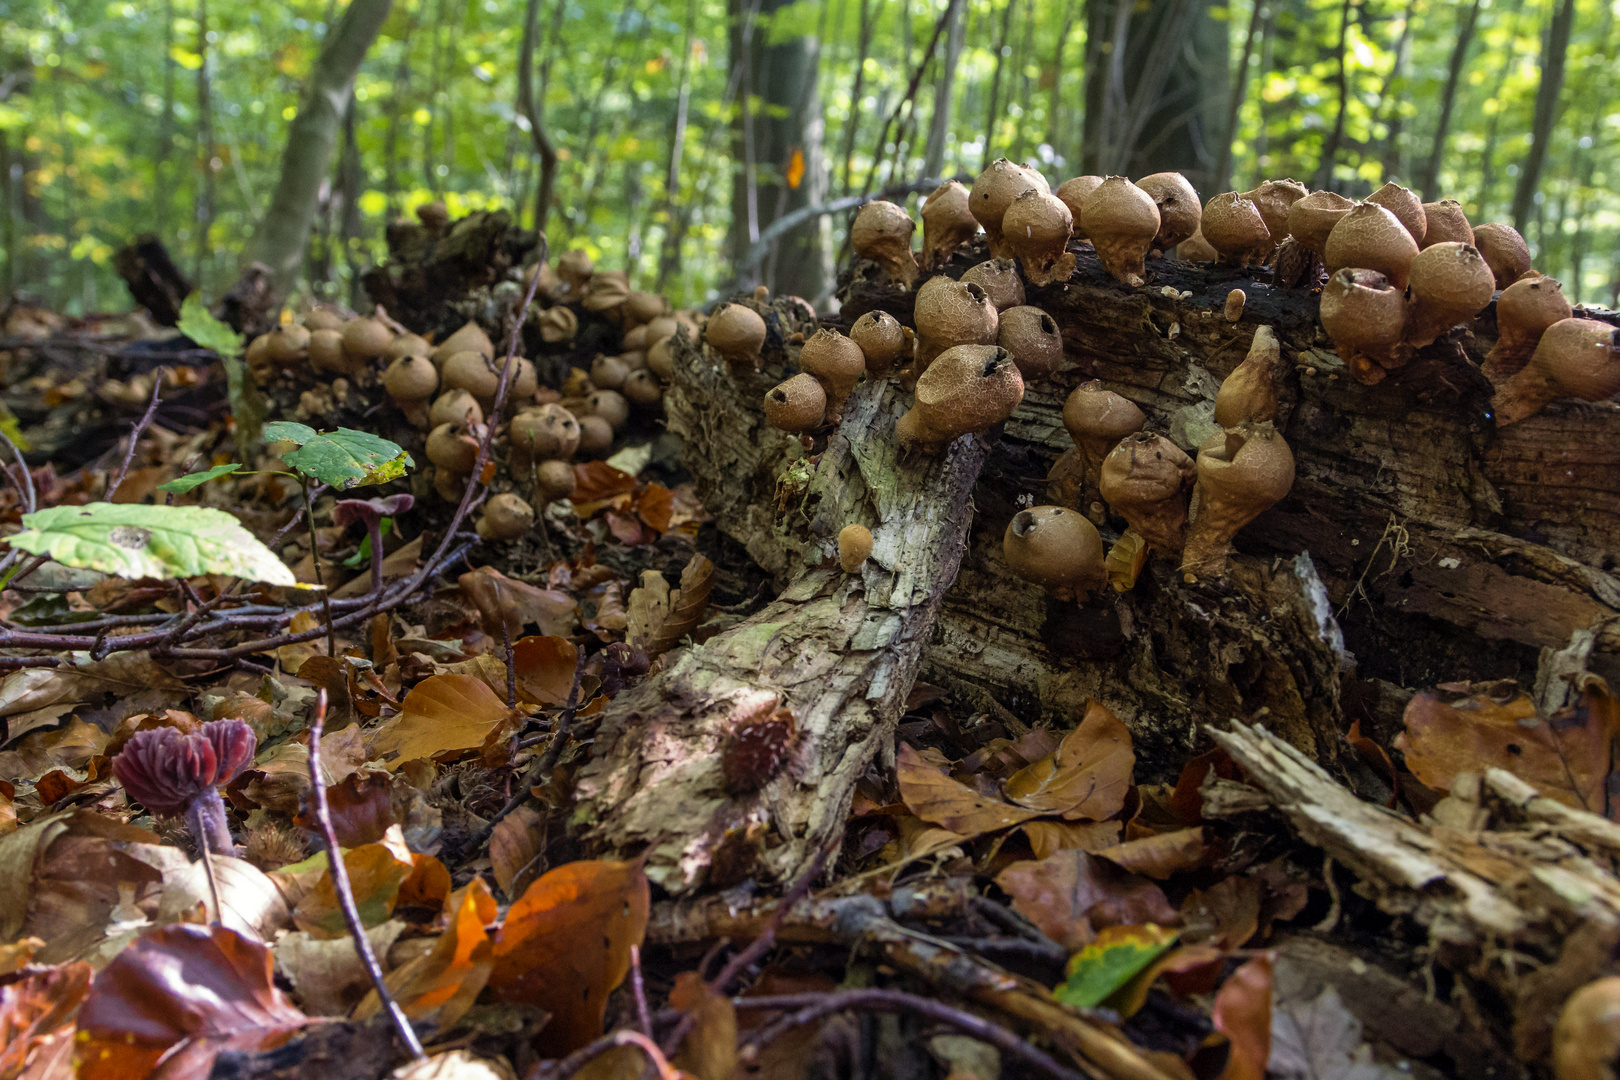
[1511,0,1577,231]
[245,0,393,294]
[1311,0,1353,189]
[1213,0,1265,194]
[193,0,215,279]
[515,0,559,238]
[1416,0,1480,199]
[922,0,965,179]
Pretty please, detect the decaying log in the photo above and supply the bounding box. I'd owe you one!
[360,210,539,337]
[571,299,990,893]
[1209,719,1620,1065]
[112,235,192,326]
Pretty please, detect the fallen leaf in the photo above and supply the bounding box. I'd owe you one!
[1023,820,1123,859]
[1180,875,1262,949]
[77,923,311,1080]
[897,744,1039,836]
[1347,719,1398,807]
[1213,954,1274,1080]
[1269,985,1408,1079]
[1095,826,1208,879]
[512,636,579,706]
[1004,701,1135,820]
[389,1051,517,1080]
[1053,923,1178,1009]
[571,461,639,504]
[489,858,650,1053]
[240,725,368,812]
[636,483,674,534]
[1167,746,1241,824]
[669,971,738,1080]
[292,830,414,938]
[139,848,292,941]
[458,566,577,640]
[994,849,1177,952]
[643,554,714,658]
[0,960,91,1080]
[356,880,492,1032]
[397,852,452,916]
[306,770,398,847]
[275,921,407,1017]
[366,674,511,771]
[489,806,544,899]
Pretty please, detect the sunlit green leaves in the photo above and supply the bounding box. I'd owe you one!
[265,422,413,489]
[157,463,243,494]
[6,502,297,585]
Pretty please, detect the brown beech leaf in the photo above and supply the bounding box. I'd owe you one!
[571,461,639,504]
[1396,678,1620,818]
[458,566,578,640]
[367,674,511,771]
[291,830,414,938]
[1181,875,1262,949]
[488,858,650,1054]
[1096,826,1208,879]
[636,483,675,534]
[0,960,91,1080]
[512,635,579,706]
[669,971,738,1080]
[77,924,311,1080]
[241,725,368,813]
[627,555,715,659]
[355,880,492,1032]
[1004,701,1135,820]
[489,805,545,899]
[897,743,1040,836]
[1023,820,1122,859]
[1212,953,1274,1080]
[1348,719,1398,807]
[294,770,397,847]
[994,849,1178,952]
[1167,746,1241,824]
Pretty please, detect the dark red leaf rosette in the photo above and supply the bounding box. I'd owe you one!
[112,719,258,816]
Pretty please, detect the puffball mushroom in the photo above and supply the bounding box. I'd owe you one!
[534,460,577,503]
[1492,318,1620,426]
[265,324,312,367]
[430,388,484,428]
[799,329,867,424]
[960,259,1026,311]
[383,354,439,428]
[647,336,678,380]
[1365,181,1427,246]
[1135,172,1203,254]
[1319,268,1408,384]
[509,403,580,474]
[431,321,494,369]
[911,275,999,374]
[1552,977,1620,1080]
[443,350,500,405]
[557,249,594,296]
[624,290,668,326]
[592,353,629,390]
[838,524,873,573]
[1178,228,1219,262]
[1002,506,1105,601]
[1080,177,1160,286]
[1214,326,1281,428]
[705,303,768,369]
[1056,175,1105,240]
[308,328,350,377]
[896,344,1026,454]
[1180,422,1296,581]
[849,310,910,378]
[477,493,535,541]
[920,181,979,270]
[1324,202,1420,290]
[1404,242,1496,349]
[1003,188,1076,287]
[1099,432,1196,552]
[304,308,345,332]
[997,306,1065,380]
[113,719,256,858]
[1421,200,1473,249]
[386,333,432,362]
[763,373,827,433]
[1472,222,1533,289]
[1483,273,1572,383]
[341,316,393,365]
[1201,192,1274,268]
[971,159,1046,259]
[623,369,663,409]
[1239,178,1309,248]
[851,200,919,286]
[540,306,579,343]
[576,415,615,457]
[1062,380,1147,494]
[427,422,480,476]
[586,390,630,431]
[584,271,631,313]
[1286,190,1356,258]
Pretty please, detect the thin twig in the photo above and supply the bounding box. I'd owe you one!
[308,689,426,1062]
[106,373,165,501]
[470,643,585,849]
[503,618,517,709]
[302,479,337,657]
[541,1029,683,1080]
[0,426,36,515]
[630,945,654,1038]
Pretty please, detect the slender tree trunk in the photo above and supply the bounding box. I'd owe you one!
[1312,0,1352,190]
[194,0,216,280]
[1375,0,1416,182]
[922,0,965,178]
[982,0,1018,170]
[156,0,177,236]
[1214,0,1265,193]
[516,0,559,237]
[1475,0,1528,219]
[245,0,393,293]
[1417,0,1480,198]
[0,132,13,299]
[339,101,365,307]
[382,18,414,219]
[422,0,447,192]
[837,0,875,195]
[1008,4,1037,162]
[1249,0,1277,185]
[1047,2,1077,171]
[1511,0,1576,230]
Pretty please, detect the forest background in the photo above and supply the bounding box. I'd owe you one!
[1,0,1615,317]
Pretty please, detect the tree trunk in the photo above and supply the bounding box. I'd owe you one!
[156,0,177,237]
[245,0,393,295]
[1416,0,1480,199]
[193,0,215,280]
[1311,0,1352,189]
[981,0,1017,171]
[515,0,559,238]
[1511,0,1577,231]
[922,0,965,179]
[836,0,875,195]
[1213,0,1265,194]
[1375,0,1416,182]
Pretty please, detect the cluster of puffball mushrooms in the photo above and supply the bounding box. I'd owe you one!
[243,244,695,545]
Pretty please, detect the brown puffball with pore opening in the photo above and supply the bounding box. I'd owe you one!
[998,306,1064,380]
[1002,505,1105,601]
[1177,228,1219,262]
[591,353,629,391]
[1421,200,1473,249]
[1063,380,1146,492]
[1404,242,1496,349]
[1472,222,1533,289]
[476,493,535,541]
[341,317,392,364]
[838,524,873,573]
[1320,268,1408,384]
[911,275,999,375]
[1483,273,1572,383]
[897,344,1025,454]
[849,310,910,378]
[851,200,919,286]
[430,388,484,429]
[384,354,439,429]
[920,181,979,270]
[1324,202,1420,290]
[799,329,867,424]
[586,390,630,432]
[705,303,768,369]
[307,329,350,377]
[576,414,614,457]
[387,333,431,362]
[431,321,494,369]
[534,459,577,503]
[1056,175,1104,240]
[1135,172,1202,254]
[970,159,1047,259]
[265,324,311,367]
[1214,326,1281,428]
[1492,318,1620,426]
[960,259,1026,311]
[1080,177,1160,286]
[304,308,344,332]
[509,403,580,472]
[442,351,500,405]
[623,369,663,409]
[1240,178,1308,248]
[1366,181,1427,246]
[1553,977,1620,1080]
[1003,188,1075,287]
[1286,190,1356,258]
[540,306,579,343]
[426,422,479,475]
[1200,193,1274,268]
[1100,432,1196,553]
[763,373,827,434]
[1180,422,1295,581]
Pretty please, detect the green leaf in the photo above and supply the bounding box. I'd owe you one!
[277,427,414,489]
[264,421,318,445]
[1053,925,1178,1009]
[176,292,242,357]
[6,502,298,585]
[157,463,242,494]
[223,355,269,461]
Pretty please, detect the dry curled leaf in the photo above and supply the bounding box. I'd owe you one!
[356,880,492,1032]
[0,960,91,1080]
[366,674,512,771]
[994,849,1178,952]
[1004,700,1135,820]
[488,805,544,899]
[897,743,1038,836]
[458,565,577,641]
[1213,953,1275,1080]
[627,554,714,658]
[512,635,579,706]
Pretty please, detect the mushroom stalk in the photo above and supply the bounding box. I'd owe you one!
[185,786,236,863]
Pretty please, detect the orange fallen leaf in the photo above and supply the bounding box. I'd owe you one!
[292,834,414,938]
[1004,701,1135,820]
[367,674,512,771]
[994,849,1178,952]
[1213,953,1274,1080]
[1095,826,1208,879]
[0,960,90,1080]
[1022,819,1121,859]
[356,879,492,1031]
[896,743,1039,836]
[489,805,544,899]
[513,635,579,706]
[489,858,650,1054]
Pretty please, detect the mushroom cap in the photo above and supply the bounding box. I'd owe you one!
[838,524,874,573]
[341,316,393,361]
[386,333,432,362]
[912,276,999,365]
[1320,268,1407,356]
[997,306,1065,379]
[417,201,450,229]
[384,354,439,403]
[431,321,494,369]
[1056,176,1105,239]
[429,388,484,429]
[1519,318,1620,400]
[586,389,630,431]
[266,324,311,366]
[1135,171,1203,252]
[1494,273,1572,352]
[112,720,257,817]
[851,200,919,283]
[540,306,579,343]
[1366,181,1427,246]
[644,315,680,346]
[800,329,867,401]
[304,308,345,332]
[762,372,827,433]
[623,368,663,407]
[1101,431,1194,505]
[647,336,678,380]
[524,259,563,300]
[970,159,1046,237]
[960,259,1027,311]
[1286,190,1356,256]
[1472,222,1533,289]
[1324,202,1420,289]
[1405,242,1496,347]
[1177,228,1219,262]
[705,303,768,363]
[576,414,615,456]
[1553,977,1620,1080]
[1062,380,1145,448]
[849,309,910,376]
[510,402,580,461]
[1420,200,1473,249]
[1002,505,1105,592]
[583,270,631,312]
[442,350,500,400]
[913,344,1026,438]
[919,181,979,268]
[624,290,669,326]
[1200,192,1274,266]
[558,249,595,288]
[426,422,480,473]
[1080,177,1160,285]
[1240,178,1309,245]
[477,493,535,541]
[307,328,349,376]
[591,353,630,390]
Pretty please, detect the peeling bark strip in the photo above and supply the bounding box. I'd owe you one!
[572,305,987,893]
